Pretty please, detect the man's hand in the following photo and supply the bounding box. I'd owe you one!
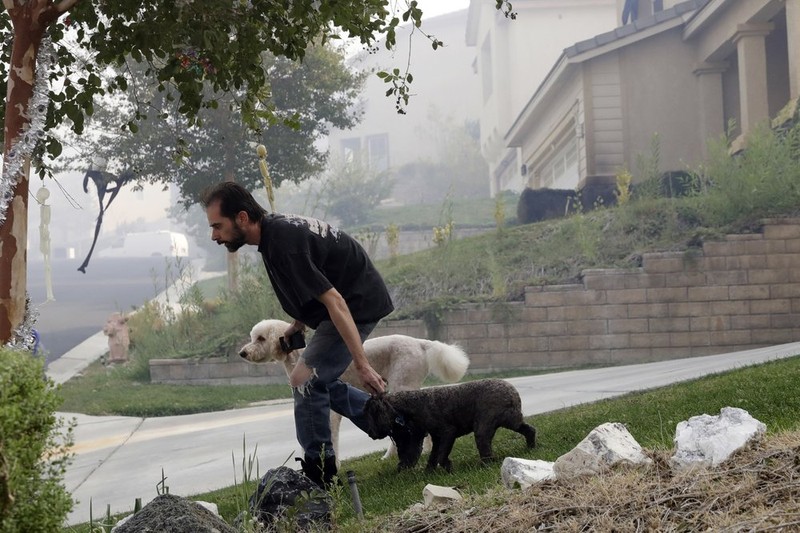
[316,288,386,394]
[284,320,306,338]
[355,361,386,395]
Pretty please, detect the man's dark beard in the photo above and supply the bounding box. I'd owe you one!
[224,226,247,252]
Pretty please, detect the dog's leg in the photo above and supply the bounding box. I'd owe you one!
[330,412,343,468]
[382,441,398,460]
[425,434,442,471]
[516,422,537,448]
[427,431,457,472]
[422,435,433,455]
[385,435,431,461]
[474,427,498,462]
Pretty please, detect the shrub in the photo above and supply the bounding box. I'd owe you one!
[693,122,800,227]
[0,348,73,532]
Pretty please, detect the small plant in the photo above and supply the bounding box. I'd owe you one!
[615,168,633,205]
[488,252,507,299]
[634,133,663,198]
[433,192,456,247]
[432,221,454,246]
[385,223,400,261]
[231,437,265,533]
[87,499,115,533]
[354,228,381,257]
[493,193,506,231]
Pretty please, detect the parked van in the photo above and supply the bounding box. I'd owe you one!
[99,231,190,258]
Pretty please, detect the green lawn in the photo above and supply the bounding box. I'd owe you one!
[65,354,800,532]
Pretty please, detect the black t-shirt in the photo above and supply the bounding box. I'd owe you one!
[257,213,394,329]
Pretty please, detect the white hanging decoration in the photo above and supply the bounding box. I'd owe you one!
[5,296,39,353]
[256,144,275,212]
[36,186,55,301]
[0,35,54,226]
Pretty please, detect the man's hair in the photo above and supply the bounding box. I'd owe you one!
[200,182,267,222]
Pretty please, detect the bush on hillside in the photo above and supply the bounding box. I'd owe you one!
[0,348,73,533]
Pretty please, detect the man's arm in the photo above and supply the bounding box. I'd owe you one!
[316,287,386,395]
[284,319,306,337]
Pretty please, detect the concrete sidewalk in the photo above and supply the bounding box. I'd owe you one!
[45,264,224,385]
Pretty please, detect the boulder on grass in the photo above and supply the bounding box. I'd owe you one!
[422,484,462,508]
[553,422,651,480]
[501,457,555,489]
[670,407,766,471]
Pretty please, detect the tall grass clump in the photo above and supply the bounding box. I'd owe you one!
[128,261,285,367]
[691,122,800,227]
[1,348,74,532]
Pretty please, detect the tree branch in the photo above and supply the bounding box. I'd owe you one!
[53,0,80,14]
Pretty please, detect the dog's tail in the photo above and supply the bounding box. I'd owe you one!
[424,341,469,383]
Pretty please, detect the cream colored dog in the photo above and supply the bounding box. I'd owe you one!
[239,318,470,461]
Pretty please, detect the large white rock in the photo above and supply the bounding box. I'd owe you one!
[422,484,463,508]
[670,406,766,471]
[501,457,555,489]
[553,422,651,479]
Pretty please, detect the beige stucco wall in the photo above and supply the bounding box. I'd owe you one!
[586,53,625,179]
[617,27,705,174]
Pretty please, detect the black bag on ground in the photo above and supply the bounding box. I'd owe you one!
[248,466,331,531]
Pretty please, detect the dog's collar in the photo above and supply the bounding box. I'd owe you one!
[394,414,406,427]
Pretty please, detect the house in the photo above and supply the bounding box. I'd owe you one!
[466,0,619,195]
[326,10,480,179]
[506,0,800,192]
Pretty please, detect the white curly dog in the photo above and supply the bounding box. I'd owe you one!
[239,318,470,461]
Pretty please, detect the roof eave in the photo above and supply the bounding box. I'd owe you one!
[506,54,574,146]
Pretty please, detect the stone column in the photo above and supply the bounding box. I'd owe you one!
[693,62,728,154]
[787,0,800,99]
[733,23,774,134]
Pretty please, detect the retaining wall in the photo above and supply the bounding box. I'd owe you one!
[152,218,800,382]
[374,217,800,371]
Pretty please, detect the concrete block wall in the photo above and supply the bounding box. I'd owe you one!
[150,354,287,385]
[154,218,800,382]
[374,218,800,372]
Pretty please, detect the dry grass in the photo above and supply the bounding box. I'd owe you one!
[373,430,800,533]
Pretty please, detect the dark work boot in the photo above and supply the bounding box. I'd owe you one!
[322,455,339,488]
[297,454,338,489]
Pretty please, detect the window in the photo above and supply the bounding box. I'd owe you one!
[341,137,361,163]
[366,134,389,172]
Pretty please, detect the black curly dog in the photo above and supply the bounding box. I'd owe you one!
[364,379,536,471]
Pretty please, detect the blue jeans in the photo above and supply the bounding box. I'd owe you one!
[292,320,376,459]
[622,0,638,24]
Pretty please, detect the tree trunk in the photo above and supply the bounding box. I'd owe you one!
[0,0,78,344]
[0,6,44,344]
